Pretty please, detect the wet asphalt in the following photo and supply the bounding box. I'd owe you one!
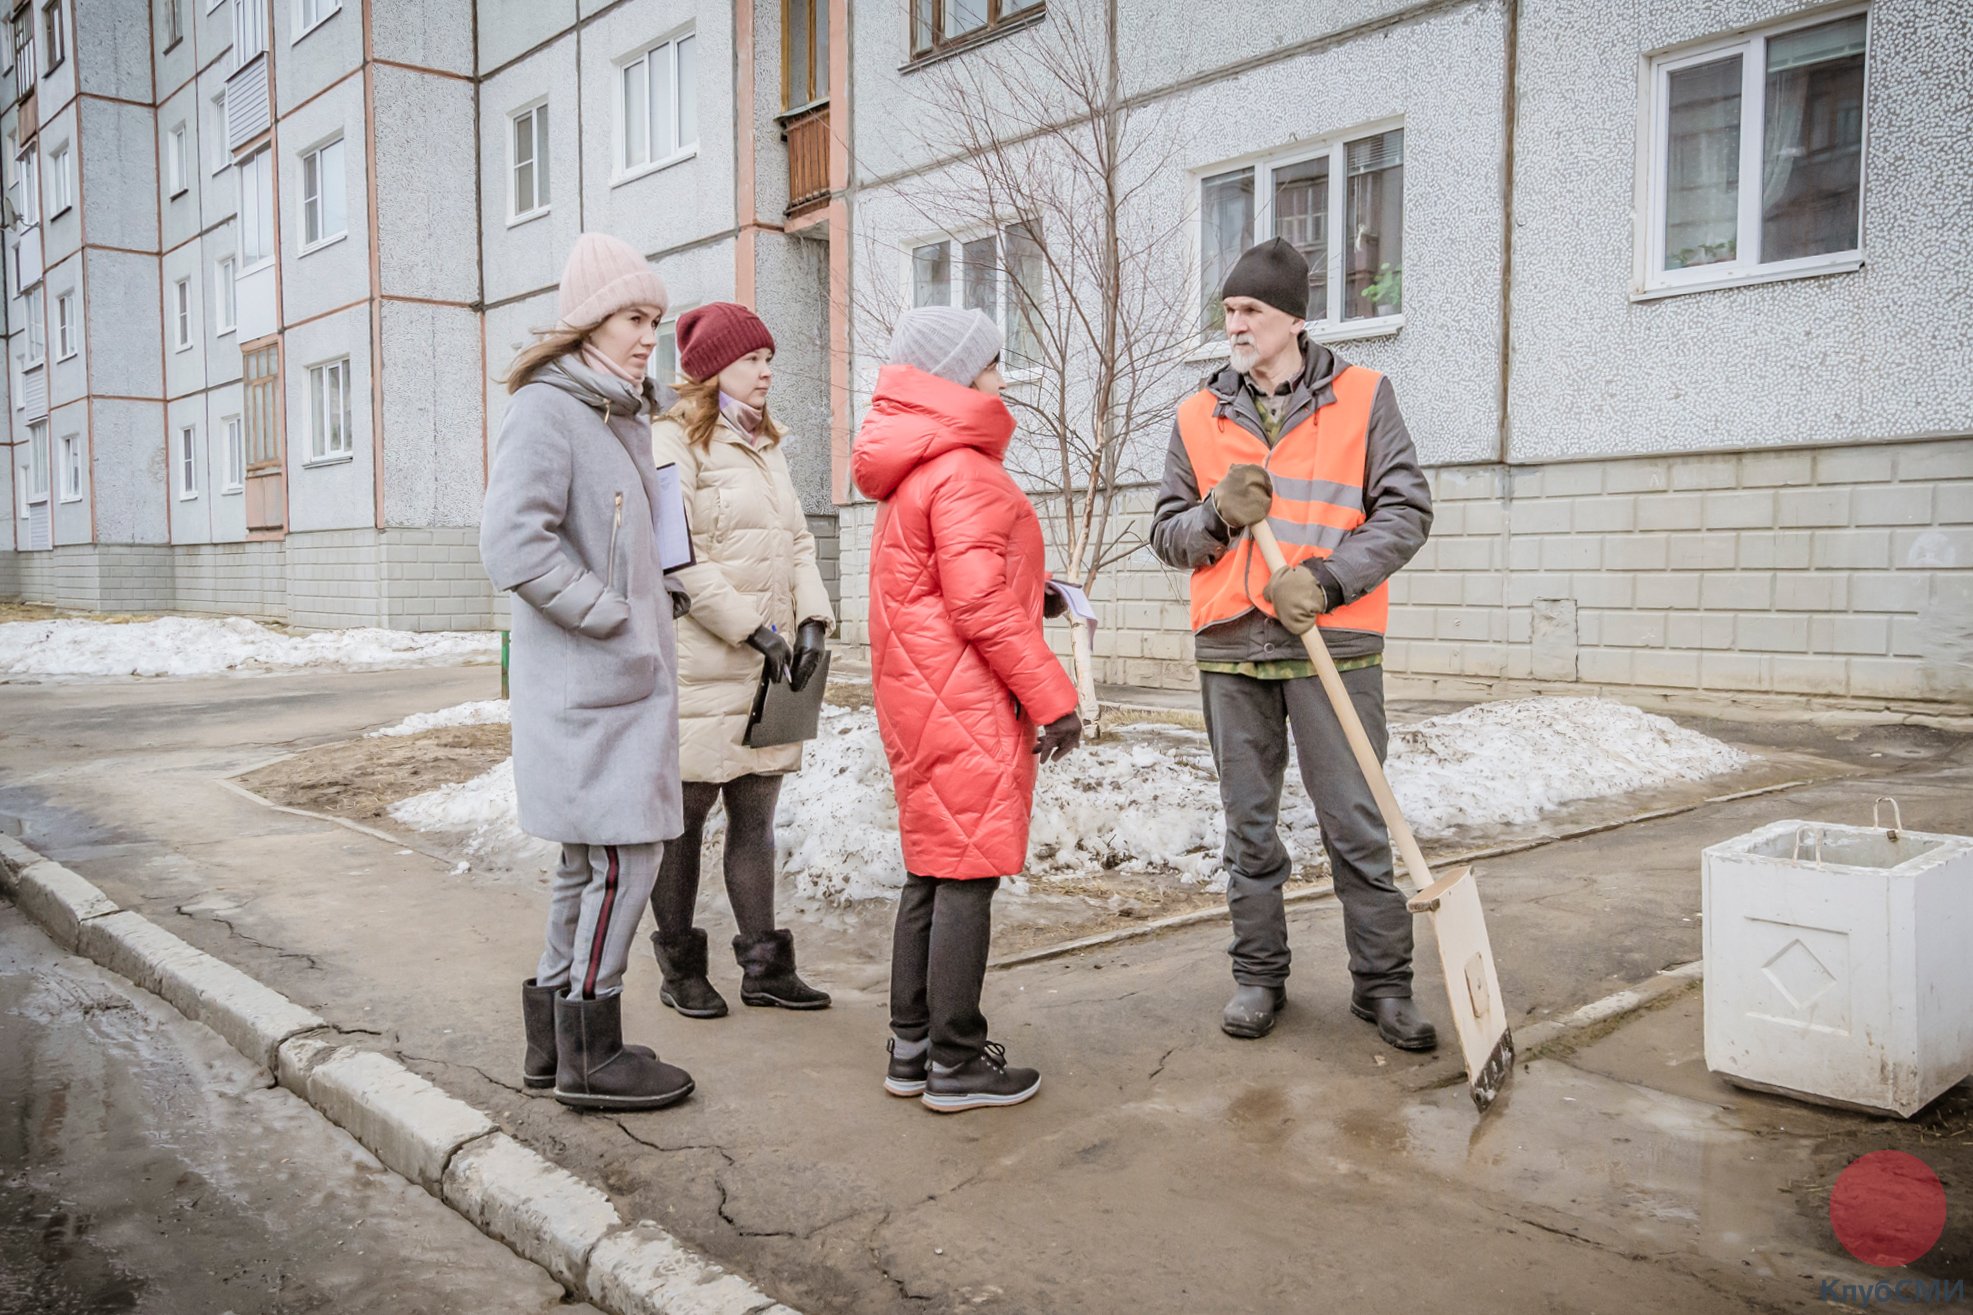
[0,902,591,1315]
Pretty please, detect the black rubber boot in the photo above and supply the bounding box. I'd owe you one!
[1221,984,1287,1039]
[651,929,728,1019]
[734,929,832,1010]
[922,1041,1040,1113]
[1351,995,1438,1052]
[552,991,695,1111]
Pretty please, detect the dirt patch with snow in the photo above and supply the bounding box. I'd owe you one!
[239,724,514,826]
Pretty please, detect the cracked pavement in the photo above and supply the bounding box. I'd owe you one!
[2,665,1969,1313]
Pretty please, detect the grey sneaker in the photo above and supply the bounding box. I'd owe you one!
[921,1041,1040,1113]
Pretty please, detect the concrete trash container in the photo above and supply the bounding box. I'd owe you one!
[1702,802,1973,1118]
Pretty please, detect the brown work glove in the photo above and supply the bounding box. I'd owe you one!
[1210,464,1273,530]
[1264,563,1330,635]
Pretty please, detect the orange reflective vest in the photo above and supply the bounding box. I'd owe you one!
[1177,365,1389,636]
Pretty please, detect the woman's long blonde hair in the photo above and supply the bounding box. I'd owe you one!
[498,325,592,395]
[665,375,786,450]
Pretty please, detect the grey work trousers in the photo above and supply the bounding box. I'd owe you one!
[537,841,661,1000]
[1200,667,1413,998]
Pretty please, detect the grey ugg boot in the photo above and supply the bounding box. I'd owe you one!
[733,929,832,1010]
[525,978,655,1093]
[552,991,695,1111]
[651,928,729,1019]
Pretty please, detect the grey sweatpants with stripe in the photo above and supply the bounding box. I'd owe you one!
[537,842,661,999]
[1201,667,1414,998]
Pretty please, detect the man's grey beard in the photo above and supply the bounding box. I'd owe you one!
[1228,339,1259,373]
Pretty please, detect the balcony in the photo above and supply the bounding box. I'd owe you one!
[782,104,830,219]
[225,52,271,153]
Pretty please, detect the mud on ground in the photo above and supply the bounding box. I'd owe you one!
[237,724,513,825]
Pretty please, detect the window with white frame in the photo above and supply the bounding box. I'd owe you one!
[233,0,265,67]
[239,147,274,267]
[1646,9,1867,290]
[617,33,697,176]
[168,123,189,197]
[210,91,229,174]
[174,278,192,350]
[909,223,1044,371]
[13,8,35,83]
[26,421,49,503]
[56,292,75,358]
[48,143,72,215]
[301,137,346,249]
[307,357,352,461]
[40,0,62,73]
[178,425,198,498]
[222,415,244,492]
[16,140,38,226]
[24,287,45,365]
[216,256,236,334]
[1198,125,1404,335]
[59,432,80,501]
[511,101,549,220]
[164,0,183,48]
[297,0,339,37]
[649,309,687,385]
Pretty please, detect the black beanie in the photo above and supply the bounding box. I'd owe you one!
[1221,237,1309,320]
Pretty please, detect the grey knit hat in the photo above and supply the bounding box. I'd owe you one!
[887,306,1003,387]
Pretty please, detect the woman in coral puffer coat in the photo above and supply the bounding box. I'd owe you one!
[851,305,1082,1114]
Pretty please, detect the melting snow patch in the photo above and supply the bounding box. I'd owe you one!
[0,616,498,678]
[388,697,1748,905]
[367,699,512,738]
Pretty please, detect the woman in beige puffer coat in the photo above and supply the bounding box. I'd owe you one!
[647,301,836,1020]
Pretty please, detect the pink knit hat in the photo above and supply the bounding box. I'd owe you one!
[557,233,669,330]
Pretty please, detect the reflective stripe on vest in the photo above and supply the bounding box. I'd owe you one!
[1176,365,1389,636]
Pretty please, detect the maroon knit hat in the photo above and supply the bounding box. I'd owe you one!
[675,302,776,381]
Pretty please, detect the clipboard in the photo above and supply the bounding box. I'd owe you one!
[742,651,831,748]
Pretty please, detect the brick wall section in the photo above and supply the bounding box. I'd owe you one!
[377,529,497,632]
[173,542,289,620]
[3,529,499,633]
[807,512,841,613]
[834,436,1973,711]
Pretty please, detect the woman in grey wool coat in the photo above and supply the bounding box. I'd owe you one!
[480,232,694,1112]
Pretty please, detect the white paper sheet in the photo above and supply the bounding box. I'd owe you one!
[654,463,694,573]
[1045,579,1099,644]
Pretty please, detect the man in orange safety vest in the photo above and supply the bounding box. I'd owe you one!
[1149,237,1436,1051]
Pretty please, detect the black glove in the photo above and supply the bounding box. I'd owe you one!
[1033,709,1083,764]
[1043,586,1067,619]
[669,585,692,619]
[791,619,828,692]
[745,625,793,684]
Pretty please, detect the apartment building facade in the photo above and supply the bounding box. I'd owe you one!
[0,0,842,628]
[4,0,1969,716]
[828,0,1973,715]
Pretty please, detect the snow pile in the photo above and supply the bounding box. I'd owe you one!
[0,616,498,678]
[388,758,555,870]
[367,699,512,738]
[1386,696,1748,834]
[388,697,1748,903]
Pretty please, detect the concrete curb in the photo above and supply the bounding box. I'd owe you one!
[0,838,798,1315]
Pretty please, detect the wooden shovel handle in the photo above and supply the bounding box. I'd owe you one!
[1249,521,1436,891]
